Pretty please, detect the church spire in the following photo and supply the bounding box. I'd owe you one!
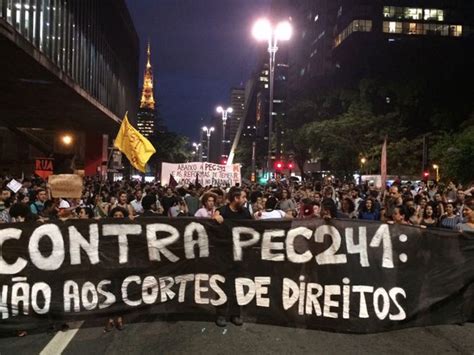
[140,41,156,110]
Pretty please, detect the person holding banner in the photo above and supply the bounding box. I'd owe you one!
[458,198,474,232]
[29,188,48,215]
[254,196,293,220]
[114,191,134,218]
[214,187,252,327]
[194,192,218,218]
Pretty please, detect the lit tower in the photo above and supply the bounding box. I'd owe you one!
[137,42,157,137]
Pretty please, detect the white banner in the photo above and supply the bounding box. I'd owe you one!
[161,162,241,187]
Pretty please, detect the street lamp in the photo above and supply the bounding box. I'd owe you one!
[193,142,202,162]
[202,126,214,162]
[253,18,292,173]
[216,106,233,159]
[433,164,440,182]
[359,157,367,185]
[61,134,73,146]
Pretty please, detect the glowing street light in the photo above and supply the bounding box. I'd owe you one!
[432,164,440,182]
[193,142,202,162]
[202,126,215,162]
[216,106,233,159]
[61,134,73,146]
[252,18,292,173]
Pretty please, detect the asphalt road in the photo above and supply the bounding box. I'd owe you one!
[1,319,474,355]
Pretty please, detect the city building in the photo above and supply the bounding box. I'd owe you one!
[241,46,289,173]
[137,42,158,137]
[284,0,474,95]
[229,87,245,147]
[0,0,139,175]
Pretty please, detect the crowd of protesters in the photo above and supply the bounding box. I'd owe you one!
[1,176,473,231]
[0,174,473,334]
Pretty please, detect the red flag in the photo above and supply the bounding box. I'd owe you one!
[381,137,387,189]
[169,174,178,188]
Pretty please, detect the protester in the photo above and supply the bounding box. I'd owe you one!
[391,206,410,225]
[439,202,463,229]
[130,189,144,215]
[169,197,189,217]
[277,189,297,215]
[358,198,380,221]
[161,187,177,216]
[420,204,438,228]
[30,188,48,215]
[184,186,200,216]
[457,198,474,232]
[254,196,293,220]
[109,206,128,219]
[194,191,218,218]
[115,191,134,217]
[340,197,357,219]
[215,187,251,221]
[137,194,160,218]
[214,187,251,327]
[77,206,94,219]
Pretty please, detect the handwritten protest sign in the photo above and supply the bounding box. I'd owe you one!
[161,162,241,186]
[48,174,83,198]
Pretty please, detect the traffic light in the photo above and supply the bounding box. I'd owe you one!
[274,161,283,171]
[288,162,293,170]
[423,171,430,182]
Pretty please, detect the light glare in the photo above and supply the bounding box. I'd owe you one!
[252,18,272,41]
[275,21,293,41]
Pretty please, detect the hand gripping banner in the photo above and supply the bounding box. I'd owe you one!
[0,218,473,334]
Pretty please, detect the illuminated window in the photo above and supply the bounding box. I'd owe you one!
[449,25,462,37]
[404,8,422,20]
[424,9,444,22]
[383,6,393,18]
[383,21,402,34]
[334,19,372,47]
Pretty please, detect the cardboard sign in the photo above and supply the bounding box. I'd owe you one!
[6,179,22,193]
[48,174,83,198]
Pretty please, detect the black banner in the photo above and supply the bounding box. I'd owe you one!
[1,218,474,334]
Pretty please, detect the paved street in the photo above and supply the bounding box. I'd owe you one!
[1,319,474,355]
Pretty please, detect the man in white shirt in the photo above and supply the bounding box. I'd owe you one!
[254,197,293,220]
[130,189,144,215]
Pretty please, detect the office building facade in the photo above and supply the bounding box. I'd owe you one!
[0,0,139,175]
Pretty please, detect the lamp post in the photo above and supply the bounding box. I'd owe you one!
[216,106,233,160]
[202,126,214,162]
[61,134,73,146]
[252,18,292,174]
[432,164,440,182]
[193,142,202,162]
[360,157,367,185]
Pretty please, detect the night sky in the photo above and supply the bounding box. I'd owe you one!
[125,0,272,141]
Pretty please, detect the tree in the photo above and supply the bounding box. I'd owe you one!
[148,131,191,176]
[283,127,313,180]
[431,126,474,184]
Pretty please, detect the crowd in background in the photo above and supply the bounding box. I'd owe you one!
[1,174,473,334]
[0,175,473,232]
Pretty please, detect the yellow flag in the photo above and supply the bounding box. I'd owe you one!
[114,113,156,172]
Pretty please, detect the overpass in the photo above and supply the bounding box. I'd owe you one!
[0,0,139,175]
